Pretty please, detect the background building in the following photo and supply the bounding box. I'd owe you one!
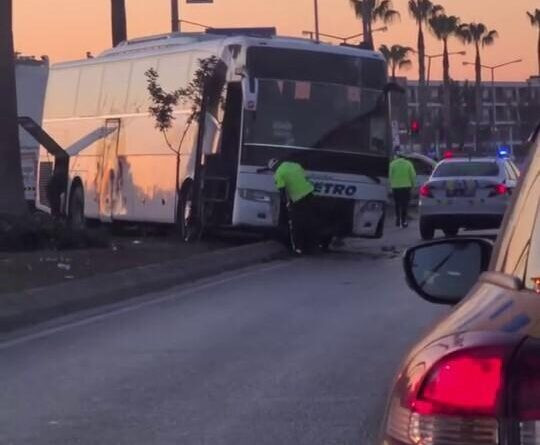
[392,76,540,159]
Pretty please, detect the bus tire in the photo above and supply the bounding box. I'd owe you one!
[177,183,201,242]
[68,184,85,230]
[419,218,435,240]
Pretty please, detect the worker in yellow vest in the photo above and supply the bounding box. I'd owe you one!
[268,158,316,254]
[389,148,417,228]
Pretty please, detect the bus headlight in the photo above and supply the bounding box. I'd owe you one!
[238,188,273,203]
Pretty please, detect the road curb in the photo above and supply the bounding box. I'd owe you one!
[0,241,289,333]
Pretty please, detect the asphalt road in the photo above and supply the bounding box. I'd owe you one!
[0,224,446,445]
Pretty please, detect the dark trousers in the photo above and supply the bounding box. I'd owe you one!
[393,188,411,224]
[288,193,316,252]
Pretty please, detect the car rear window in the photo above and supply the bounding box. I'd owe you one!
[433,161,500,178]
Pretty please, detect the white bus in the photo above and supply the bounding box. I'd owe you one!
[36,31,392,239]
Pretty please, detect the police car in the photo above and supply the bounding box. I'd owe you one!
[380,124,540,445]
[418,152,520,240]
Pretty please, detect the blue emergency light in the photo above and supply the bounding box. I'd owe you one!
[497,146,511,159]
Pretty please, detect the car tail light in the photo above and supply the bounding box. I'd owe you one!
[411,348,505,417]
[419,184,433,198]
[387,347,513,445]
[510,340,540,445]
[489,183,509,197]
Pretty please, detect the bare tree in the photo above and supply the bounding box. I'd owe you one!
[111,0,127,46]
[0,0,28,219]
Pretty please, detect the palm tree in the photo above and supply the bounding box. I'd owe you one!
[458,23,498,149]
[349,0,400,50]
[0,0,28,218]
[111,0,127,46]
[408,0,444,149]
[527,9,540,75]
[429,14,460,151]
[379,44,414,80]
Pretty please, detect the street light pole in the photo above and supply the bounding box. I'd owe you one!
[314,0,320,43]
[421,51,466,87]
[463,59,522,148]
[301,26,387,44]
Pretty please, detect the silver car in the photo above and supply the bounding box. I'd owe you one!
[418,156,520,239]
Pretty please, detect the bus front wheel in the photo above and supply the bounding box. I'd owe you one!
[177,184,201,242]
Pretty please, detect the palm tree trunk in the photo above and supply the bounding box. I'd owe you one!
[443,39,452,151]
[417,23,426,85]
[417,22,429,153]
[111,0,127,47]
[361,1,373,49]
[391,63,396,81]
[474,43,482,152]
[0,0,28,218]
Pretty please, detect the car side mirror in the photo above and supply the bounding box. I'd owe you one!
[403,238,493,305]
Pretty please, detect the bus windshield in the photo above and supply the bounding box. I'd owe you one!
[246,46,386,89]
[243,79,389,155]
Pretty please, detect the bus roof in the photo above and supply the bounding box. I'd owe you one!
[51,32,384,69]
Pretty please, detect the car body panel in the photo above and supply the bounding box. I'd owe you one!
[381,125,540,445]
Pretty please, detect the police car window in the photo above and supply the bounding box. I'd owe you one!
[433,161,499,178]
[504,163,516,181]
[510,162,521,178]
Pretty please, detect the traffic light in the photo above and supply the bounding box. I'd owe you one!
[410,119,420,135]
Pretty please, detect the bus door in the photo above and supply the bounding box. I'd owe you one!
[98,119,121,222]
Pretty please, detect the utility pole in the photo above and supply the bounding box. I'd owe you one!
[314,0,320,42]
[171,0,180,32]
[111,0,127,46]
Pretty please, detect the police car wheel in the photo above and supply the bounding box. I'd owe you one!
[443,226,459,237]
[419,218,435,240]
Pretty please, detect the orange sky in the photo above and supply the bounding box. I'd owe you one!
[13,0,539,82]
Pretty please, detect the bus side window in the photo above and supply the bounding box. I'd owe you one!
[45,67,80,119]
[156,53,191,101]
[126,58,158,114]
[76,65,103,117]
[100,61,131,115]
